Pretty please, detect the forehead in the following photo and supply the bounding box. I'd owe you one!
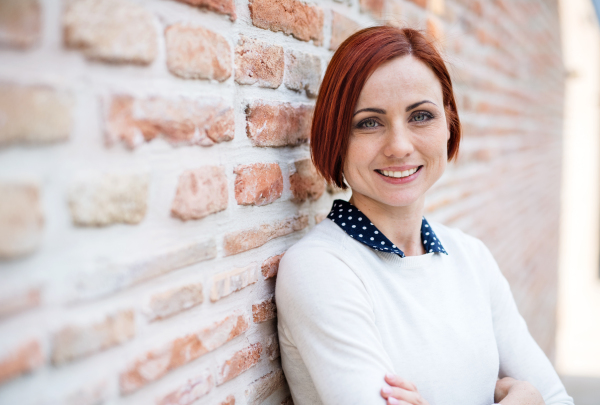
[356,55,443,107]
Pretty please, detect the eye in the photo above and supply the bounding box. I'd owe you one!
[358,118,380,128]
[411,111,434,123]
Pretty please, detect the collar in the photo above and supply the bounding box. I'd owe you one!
[327,199,447,258]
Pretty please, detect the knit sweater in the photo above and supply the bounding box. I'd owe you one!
[275,218,573,405]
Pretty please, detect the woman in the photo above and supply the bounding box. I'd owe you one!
[275,26,574,405]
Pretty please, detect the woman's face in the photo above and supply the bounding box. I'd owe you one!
[344,55,450,210]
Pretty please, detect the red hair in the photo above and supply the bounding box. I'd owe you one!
[311,26,461,189]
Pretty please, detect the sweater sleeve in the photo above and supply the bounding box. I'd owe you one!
[482,241,574,405]
[275,245,395,405]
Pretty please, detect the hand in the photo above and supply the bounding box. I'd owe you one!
[380,373,430,405]
[495,377,518,402]
[494,377,545,405]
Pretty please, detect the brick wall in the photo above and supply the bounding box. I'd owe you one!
[0,0,564,403]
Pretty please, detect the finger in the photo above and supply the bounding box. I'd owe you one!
[381,386,421,403]
[387,399,411,405]
[384,373,418,392]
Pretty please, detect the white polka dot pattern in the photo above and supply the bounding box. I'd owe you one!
[327,199,448,258]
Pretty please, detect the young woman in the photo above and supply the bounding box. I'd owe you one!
[275,26,573,405]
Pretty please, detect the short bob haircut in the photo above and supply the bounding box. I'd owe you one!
[311,26,461,189]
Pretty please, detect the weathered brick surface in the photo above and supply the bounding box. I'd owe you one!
[249,0,324,45]
[146,282,204,321]
[407,0,426,8]
[428,0,445,16]
[52,309,135,365]
[223,215,308,256]
[0,286,41,318]
[234,163,283,206]
[284,50,321,98]
[289,159,325,202]
[261,252,284,279]
[166,24,232,82]
[217,343,262,385]
[171,166,228,221]
[330,12,360,51]
[105,95,234,149]
[68,172,148,226]
[0,340,44,383]
[245,369,285,405]
[235,36,284,88]
[253,296,276,323]
[220,395,236,405]
[0,182,44,259]
[120,313,248,393]
[63,0,157,64]
[64,378,109,405]
[158,370,214,405]
[359,0,386,18]
[211,263,259,301]
[246,101,312,147]
[174,0,236,21]
[266,333,280,360]
[0,0,40,48]
[0,84,72,146]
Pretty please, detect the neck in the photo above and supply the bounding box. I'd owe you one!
[349,192,426,256]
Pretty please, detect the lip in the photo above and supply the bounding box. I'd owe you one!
[375,165,423,184]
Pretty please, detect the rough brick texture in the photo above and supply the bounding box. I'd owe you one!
[217,343,262,385]
[249,0,324,45]
[0,182,44,259]
[68,172,149,226]
[234,163,284,206]
[0,287,41,319]
[157,370,214,405]
[146,282,204,321]
[171,166,228,221]
[330,12,360,51]
[52,309,135,365]
[174,0,236,21]
[0,0,41,48]
[246,101,312,147]
[289,159,325,202]
[210,263,260,301]
[284,50,321,98]
[261,252,284,279]
[220,395,236,405]
[266,333,280,360]
[252,296,276,323]
[223,215,309,256]
[120,313,248,393]
[63,0,157,64]
[0,84,72,146]
[245,369,286,405]
[0,340,44,383]
[105,95,234,148]
[166,24,232,81]
[235,36,284,88]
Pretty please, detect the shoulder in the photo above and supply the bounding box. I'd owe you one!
[427,220,497,265]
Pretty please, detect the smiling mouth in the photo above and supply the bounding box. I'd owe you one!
[375,166,422,179]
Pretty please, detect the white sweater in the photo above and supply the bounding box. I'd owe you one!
[275,218,573,405]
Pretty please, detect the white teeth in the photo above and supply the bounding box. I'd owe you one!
[379,167,418,178]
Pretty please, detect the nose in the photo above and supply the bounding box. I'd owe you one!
[382,125,414,159]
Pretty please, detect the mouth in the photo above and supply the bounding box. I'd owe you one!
[375,166,422,179]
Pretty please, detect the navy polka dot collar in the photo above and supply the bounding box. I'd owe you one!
[327,199,447,258]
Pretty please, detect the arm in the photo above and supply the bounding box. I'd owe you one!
[276,246,394,404]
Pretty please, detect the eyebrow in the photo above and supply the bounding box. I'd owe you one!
[353,100,437,117]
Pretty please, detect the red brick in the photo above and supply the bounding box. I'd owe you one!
[261,253,284,279]
[63,0,157,64]
[158,370,214,405]
[0,286,41,318]
[234,163,283,206]
[165,24,232,82]
[359,0,385,18]
[0,182,44,259]
[266,333,280,360]
[217,343,262,385]
[329,12,360,51]
[174,0,236,21]
[0,339,44,383]
[235,36,284,89]
[146,282,204,321]
[52,309,135,365]
[105,95,234,149]
[245,369,285,405]
[246,101,312,147]
[406,0,426,8]
[210,263,259,302]
[0,84,72,146]
[426,16,444,44]
[120,313,248,394]
[429,0,445,16]
[68,172,148,226]
[223,215,308,256]
[0,0,40,48]
[284,50,321,98]
[289,159,325,202]
[249,0,323,45]
[252,296,276,323]
[171,166,228,221]
[220,395,236,405]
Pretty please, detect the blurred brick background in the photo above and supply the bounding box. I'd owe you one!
[0,0,564,404]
